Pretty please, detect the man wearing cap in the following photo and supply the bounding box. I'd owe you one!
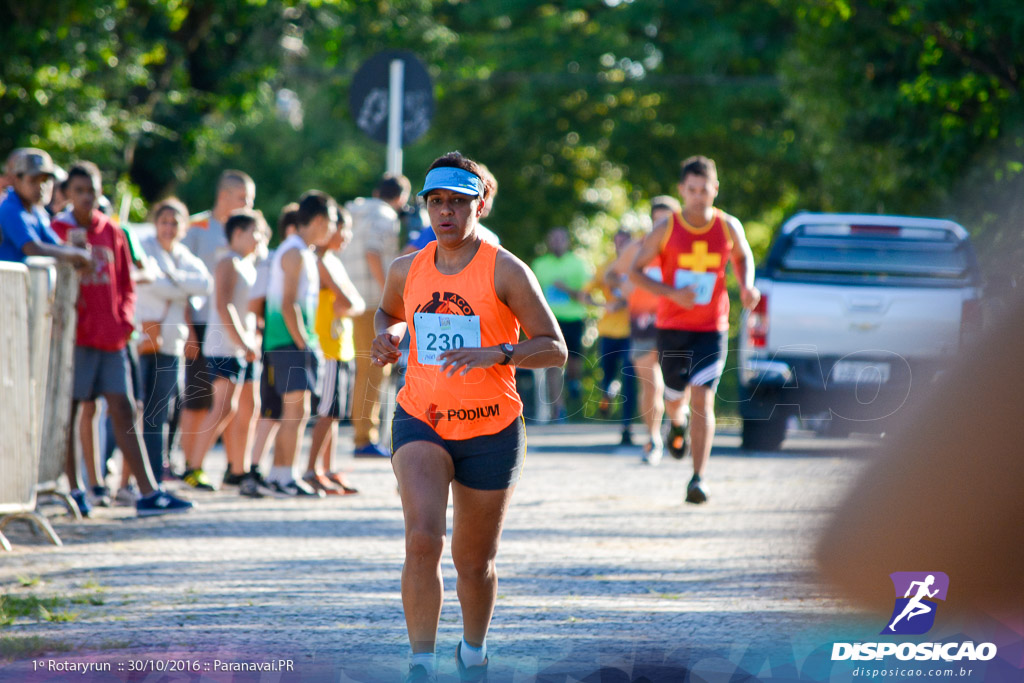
[0,148,91,266]
[341,173,410,458]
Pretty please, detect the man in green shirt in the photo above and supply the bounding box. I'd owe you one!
[531,227,592,421]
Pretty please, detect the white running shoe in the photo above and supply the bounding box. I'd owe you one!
[642,440,664,466]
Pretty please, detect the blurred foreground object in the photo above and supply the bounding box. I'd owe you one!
[817,293,1024,614]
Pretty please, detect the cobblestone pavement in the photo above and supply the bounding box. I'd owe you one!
[0,423,878,681]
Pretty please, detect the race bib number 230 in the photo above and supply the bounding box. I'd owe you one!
[413,312,482,366]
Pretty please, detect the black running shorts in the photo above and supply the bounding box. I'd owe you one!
[390,403,526,491]
[656,328,728,397]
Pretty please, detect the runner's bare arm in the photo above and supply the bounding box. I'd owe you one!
[725,215,760,310]
[335,265,366,317]
[371,253,414,366]
[608,240,638,280]
[279,248,311,350]
[607,240,640,297]
[437,250,566,376]
[628,216,694,307]
[318,255,365,317]
[214,257,252,354]
[493,250,567,369]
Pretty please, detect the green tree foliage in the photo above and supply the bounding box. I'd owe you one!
[420,1,798,258]
[0,1,285,207]
[3,0,1020,276]
[777,0,1024,280]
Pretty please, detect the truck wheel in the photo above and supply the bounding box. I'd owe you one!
[741,414,788,451]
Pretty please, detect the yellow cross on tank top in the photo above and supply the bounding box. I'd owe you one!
[677,241,721,272]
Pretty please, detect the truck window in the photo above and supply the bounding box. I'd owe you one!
[776,225,973,284]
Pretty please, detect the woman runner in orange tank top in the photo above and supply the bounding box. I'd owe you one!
[371,152,566,683]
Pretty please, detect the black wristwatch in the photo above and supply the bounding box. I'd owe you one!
[498,342,515,366]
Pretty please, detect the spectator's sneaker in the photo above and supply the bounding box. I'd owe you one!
[326,471,359,495]
[353,442,390,458]
[641,440,663,466]
[403,665,437,683]
[114,485,141,506]
[183,468,216,491]
[91,485,112,507]
[136,490,194,517]
[685,474,708,504]
[456,641,489,682]
[302,471,345,496]
[270,479,324,498]
[667,421,691,460]
[70,489,91,518]
[221,470,246,487]
[619,429,634,447]
[238,473,278,499]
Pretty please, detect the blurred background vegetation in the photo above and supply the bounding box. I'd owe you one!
[4,0,1022,416]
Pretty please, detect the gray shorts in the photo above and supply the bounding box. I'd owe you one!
[73,346,132,401]
[629,336,658,363]
[391,403,525,491]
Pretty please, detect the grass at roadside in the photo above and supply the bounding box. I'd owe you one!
[1,575,109,628]
[0,634,74,660]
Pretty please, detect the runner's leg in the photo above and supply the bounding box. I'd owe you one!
[393,443,454,654]
[451,481,516,647]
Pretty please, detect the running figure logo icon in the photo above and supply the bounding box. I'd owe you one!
[882,572,949,635]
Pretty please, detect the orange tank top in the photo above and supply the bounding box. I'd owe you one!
[656,209,734,332]
[628,252,662,316]
[397,240,523,439]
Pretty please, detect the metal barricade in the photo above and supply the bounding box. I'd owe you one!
[0,262,62,550]
[34,261,81,520]
[25,258,55,474]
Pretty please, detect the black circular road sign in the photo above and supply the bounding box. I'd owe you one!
[349,50,434,145]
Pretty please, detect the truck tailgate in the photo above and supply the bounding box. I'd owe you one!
[765,281,963,358]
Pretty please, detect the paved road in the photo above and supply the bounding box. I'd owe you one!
[0,423,877,681]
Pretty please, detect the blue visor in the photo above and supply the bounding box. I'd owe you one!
[417,167,482,198]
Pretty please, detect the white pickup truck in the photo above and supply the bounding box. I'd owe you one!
[736,212,983,450]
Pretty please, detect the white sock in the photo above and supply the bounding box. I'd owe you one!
[410,652,435,673]
[459,638,487,667]
[267,466,293,485]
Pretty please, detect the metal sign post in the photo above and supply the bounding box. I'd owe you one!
[387,59,405,176]
[350,50,434,176]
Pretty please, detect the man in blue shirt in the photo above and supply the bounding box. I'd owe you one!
[0,148,90,266]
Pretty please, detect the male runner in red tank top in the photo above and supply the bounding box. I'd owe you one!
[628,156,760,504]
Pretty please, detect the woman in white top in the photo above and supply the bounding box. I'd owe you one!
[183,210,261,489]
[135,198,212,482]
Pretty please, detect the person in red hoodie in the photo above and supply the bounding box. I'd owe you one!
[52,162,193,518]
